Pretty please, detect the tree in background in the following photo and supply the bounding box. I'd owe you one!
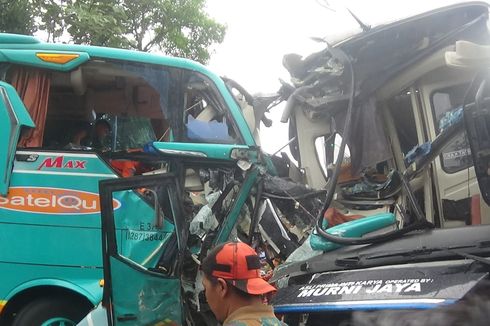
[65,0,131,48]
[5,0,225,64]
[0,0,35,35]
[122,0,226,62]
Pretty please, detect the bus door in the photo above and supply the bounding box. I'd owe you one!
[99,173,187,326]
[418,51,490,227]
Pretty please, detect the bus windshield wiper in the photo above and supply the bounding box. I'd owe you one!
[444,249,490,267]
[335,243,490,268]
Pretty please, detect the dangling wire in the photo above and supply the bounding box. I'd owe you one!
[315,47,355,232]
[314,48,432,245]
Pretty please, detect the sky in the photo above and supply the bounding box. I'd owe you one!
[204,0,479,153]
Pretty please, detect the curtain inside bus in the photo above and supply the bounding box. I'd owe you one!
[11,67,51,147]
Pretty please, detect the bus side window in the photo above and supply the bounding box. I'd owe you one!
[431,85,472,174]
[182,73,240,144]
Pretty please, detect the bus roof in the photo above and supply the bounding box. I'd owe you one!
[0,33,213,76]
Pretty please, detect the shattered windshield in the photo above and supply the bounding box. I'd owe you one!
[103,115,156,151]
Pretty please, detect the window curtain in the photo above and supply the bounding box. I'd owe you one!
[11,68,51,147]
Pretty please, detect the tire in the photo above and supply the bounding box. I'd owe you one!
[12,297,90,326]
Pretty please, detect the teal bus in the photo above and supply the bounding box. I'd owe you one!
[0,32,262,325]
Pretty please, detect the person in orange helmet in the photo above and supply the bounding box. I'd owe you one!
[201,242,287,326]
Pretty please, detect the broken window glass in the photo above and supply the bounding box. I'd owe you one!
[431,84,472,173]
[102,115,156,151]
[315,133,351,179]
[182,72,240,144]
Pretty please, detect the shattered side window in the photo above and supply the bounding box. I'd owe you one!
[315,133,351,179]
[182,72,242,144]
[431,84,472,173]
[113,185,177,271]
[102,115,156,151]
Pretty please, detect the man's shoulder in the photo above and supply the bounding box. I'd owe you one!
[224,321,248,326]
[225,317,287,326]
[223,304,288,326]
[259,317,288,326]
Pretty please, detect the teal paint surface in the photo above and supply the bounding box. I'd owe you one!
[1,262,103,306]
[13,151,114,178]
[0,82,35,196]
[152,142,251,160]
[0,50,90,72]
[310,213,397,252]
[5,152,117,229]
[1,151,170,308]
[0,83,35,128]
[113,188,175,267]
[0,33,40,44]
[263,154,279,176]
[0,223,104,267]
[215,168,259,244]
[110,256,182,325]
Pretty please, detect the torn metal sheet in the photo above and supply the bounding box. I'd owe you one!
[282,4,488,174]
[189,191,221,237]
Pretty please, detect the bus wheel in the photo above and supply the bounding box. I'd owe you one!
[12,297,89,326]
